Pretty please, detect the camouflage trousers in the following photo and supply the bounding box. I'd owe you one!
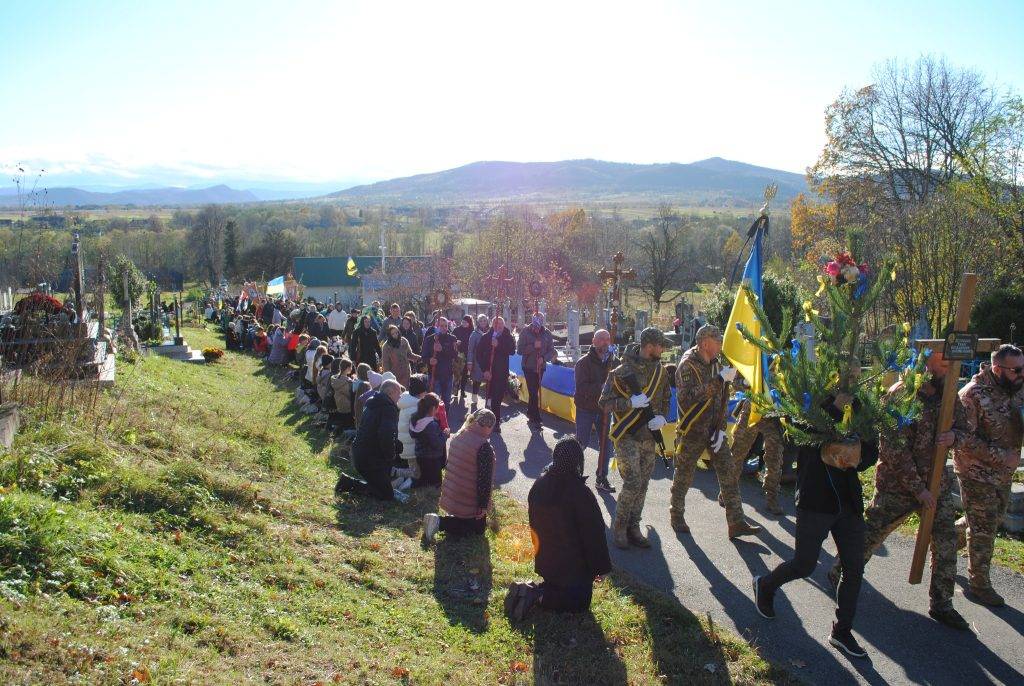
[670,430,745,527]
[613,436,657,532]
[957,478,1011,591]
[835,483,958,610]
[730,415,784,501]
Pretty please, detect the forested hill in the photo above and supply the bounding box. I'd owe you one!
[327,157,808,205]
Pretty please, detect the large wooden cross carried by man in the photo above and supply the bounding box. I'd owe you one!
[908,273,1001,584]
[485,264,514,320]
[597,252,636,471]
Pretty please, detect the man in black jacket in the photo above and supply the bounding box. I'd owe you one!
[474,316,517,433]
[351,380,404,500]
[504,438,612,620]
[753,428,878,659]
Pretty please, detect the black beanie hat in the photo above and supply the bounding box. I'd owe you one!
[549,437,585,478]
[409,374,429,396]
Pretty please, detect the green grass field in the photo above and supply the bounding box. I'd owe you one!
[0,326,794,685]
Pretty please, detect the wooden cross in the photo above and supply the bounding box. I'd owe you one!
[908,273,1001,584]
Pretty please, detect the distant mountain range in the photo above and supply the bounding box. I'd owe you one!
[0,184,262,207]
[0,157,807,208]
[326,157,808,205]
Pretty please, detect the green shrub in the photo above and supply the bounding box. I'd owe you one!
[970,287,1024,343]
[703,270,803,336]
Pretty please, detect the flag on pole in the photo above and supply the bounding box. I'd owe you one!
[346,257,358,277]
[266,275,285,296]
[723,222,768,424]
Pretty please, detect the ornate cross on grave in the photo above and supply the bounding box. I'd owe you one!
[596,252,636,470]
[908,273,1001,583]
[485,264,514,317]
[598,252,636,346]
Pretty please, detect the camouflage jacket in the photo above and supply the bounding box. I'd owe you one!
[675,346,729,438]
[599,344,670,441]
[953,364,1024,486]
[876,379,969,497]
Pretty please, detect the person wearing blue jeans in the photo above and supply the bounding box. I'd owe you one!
[573,329,617,492]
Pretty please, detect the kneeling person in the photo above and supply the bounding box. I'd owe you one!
[504,437,612,619]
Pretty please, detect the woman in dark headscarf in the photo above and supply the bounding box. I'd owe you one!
[350,315,382,370]
[503,437,611,620]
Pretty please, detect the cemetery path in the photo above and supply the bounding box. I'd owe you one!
[456,403,1024,685]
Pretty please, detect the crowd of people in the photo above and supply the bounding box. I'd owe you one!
[211,294,1024,648]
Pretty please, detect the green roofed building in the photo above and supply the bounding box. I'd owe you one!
[292,256,429,307]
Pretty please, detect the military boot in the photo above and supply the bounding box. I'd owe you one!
[613,521,631,549]
[671,518,691,534]
[728,520,762,539]
[627,524,651,548]
[966,586,1005,607]
[929,606,970,631]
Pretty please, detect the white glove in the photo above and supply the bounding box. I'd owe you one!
[647,415,667,431]
[630,393,651,409]
[710,430,727,452]
[719,366,737,383]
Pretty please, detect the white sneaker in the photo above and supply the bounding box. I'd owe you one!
[422,513,440,545]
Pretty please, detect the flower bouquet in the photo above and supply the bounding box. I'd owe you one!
[734,250,927,449]
[202,347,225,363]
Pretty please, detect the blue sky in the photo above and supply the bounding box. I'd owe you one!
[1,0,1021,189]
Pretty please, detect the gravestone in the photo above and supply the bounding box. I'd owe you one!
[566,306,581,361]
[911,306,931,343]
[601,308,611,330]
[635,310,648,341]
[0,402,19,450]
[794,321,817,361]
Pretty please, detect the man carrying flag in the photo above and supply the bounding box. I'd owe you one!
[722,211,786,516]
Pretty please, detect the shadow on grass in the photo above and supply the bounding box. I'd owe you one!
[528,608,629,685]
[432,532,493,634]
[332,484,441,538]
[251,362,333,456]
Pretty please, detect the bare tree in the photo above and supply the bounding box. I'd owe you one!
[189,204,227,286]
[809,56,1007,327]
[633,206,691,314]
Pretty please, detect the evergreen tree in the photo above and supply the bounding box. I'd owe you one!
[736,248,927,447]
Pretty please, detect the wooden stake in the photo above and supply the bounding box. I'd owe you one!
[909,274,978,584]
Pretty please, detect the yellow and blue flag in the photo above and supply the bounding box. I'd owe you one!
[347,257,358,277]
[723,222,768,424]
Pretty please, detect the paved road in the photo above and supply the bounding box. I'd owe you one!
[456,402,1024,685]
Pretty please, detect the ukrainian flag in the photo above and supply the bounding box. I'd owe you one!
[722,222,768,424]
[347,257,358,277]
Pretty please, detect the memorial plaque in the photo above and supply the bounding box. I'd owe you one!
[943,332,978,361]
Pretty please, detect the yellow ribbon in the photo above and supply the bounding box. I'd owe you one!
[815,276,827,297]
[840,403,853,429]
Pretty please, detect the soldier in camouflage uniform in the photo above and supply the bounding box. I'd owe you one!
[953,344,1024,607]
[730,391,785,515]
[599,327,672,549]
[828,350,971,630]
[670,324,761,539]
